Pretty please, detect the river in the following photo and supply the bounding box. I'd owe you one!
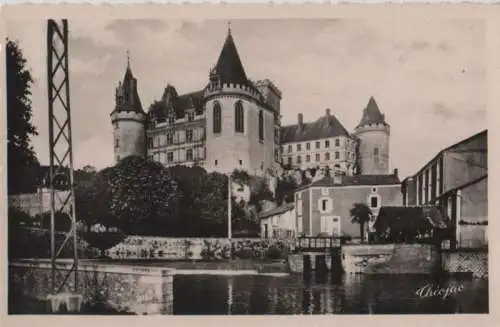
[173,273,488,314]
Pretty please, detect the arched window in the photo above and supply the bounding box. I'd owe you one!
[213,102,221,134]
[258,110,264,142]
[235,101,244,133]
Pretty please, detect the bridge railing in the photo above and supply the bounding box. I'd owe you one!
[296,236,341,252]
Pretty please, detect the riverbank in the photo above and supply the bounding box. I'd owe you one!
[93,258,289,274]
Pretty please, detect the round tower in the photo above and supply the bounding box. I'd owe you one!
[354,97,390,175]
[203,27,279,175]
[110,57,146,163]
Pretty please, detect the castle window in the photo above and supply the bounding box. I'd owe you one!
[297,155,302,164]
[239,160,243,166]
[167,152,173,163]
[187,111,195,122]
[318,198,333,213]
[325,140,330,148]
[306,142,310,150]
[315,153,320,162]
[115,138,119,148]
[297,144,301,151]
[325,152,330,161]
[215,160,218,166]
[235,101,244,133]
[288,157,292,166]
[374,148,379,156]
[316,141,320,149]
[335,151,340,160]
[213,102,222,134]
[153,136,159,148]
[186,129,193,142]
[306,155,311,162]
[147,137,153,149]
[335,138,340,147]
[186,149,193,161]
[288,145,292,153]
[167,133,173,145]
[168,116,175,126]
[258,110,264,142]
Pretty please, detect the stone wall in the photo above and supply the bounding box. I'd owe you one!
[442,250,488,278]
[341,244,439,275]
[9,260,174,315]
[105,236,290,260]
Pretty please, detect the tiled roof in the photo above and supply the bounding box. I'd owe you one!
[148,87,205,119]
[212,30,250,87]
[280,114,350,143]
[260,203,295,219]
[305,174,400,189]
[356,96,387,128]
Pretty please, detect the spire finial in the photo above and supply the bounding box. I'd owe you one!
[126,50,131,69]
[227,21,231,35]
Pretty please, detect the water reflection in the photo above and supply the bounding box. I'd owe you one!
[173,273,488,315]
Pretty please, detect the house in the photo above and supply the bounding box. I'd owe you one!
[294,172,402,238]
[401,130,487,248]
[260,203,296,239]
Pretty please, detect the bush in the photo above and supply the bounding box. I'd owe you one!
[233,248,254,259]
[264,245,285,260]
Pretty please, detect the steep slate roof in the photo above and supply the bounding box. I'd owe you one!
[148,86,205,119]
[212,29,250,87]
[280,113,350,143]
[357,97,387,128]
[117,64,144,113]
[260,203,295,220]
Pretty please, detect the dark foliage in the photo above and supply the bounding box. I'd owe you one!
[37,211,72,231]
[6,39,40,195]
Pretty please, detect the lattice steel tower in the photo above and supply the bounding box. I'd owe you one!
[47,19,79,294]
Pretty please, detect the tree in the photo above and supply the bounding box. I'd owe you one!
[350,203,372,243]
[74,166,114,229]
[108,156,180,235]
[6,39,40,195]
[275,174,299,206]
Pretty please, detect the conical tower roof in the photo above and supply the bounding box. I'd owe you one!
[115,53,144,113]
[212,28,250,86]
[357,96,387,127]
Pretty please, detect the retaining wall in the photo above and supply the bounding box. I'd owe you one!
[9,260,175,315]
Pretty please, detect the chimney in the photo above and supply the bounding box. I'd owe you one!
[326,108,331,117]
[298,113,303,125]
[393,168,398,177]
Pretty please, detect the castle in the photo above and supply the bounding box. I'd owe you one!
[111,27,393,179]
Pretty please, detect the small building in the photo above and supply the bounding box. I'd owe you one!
[294,172,402,239]
[374,205,453,245]
[401,130,487,249]
[260,203,295,239]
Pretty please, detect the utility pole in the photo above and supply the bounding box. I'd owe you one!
[227,172,232,259]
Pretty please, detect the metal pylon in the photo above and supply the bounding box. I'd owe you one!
[47,19,79,294]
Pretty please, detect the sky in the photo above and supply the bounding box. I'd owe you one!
[6,18,487,179]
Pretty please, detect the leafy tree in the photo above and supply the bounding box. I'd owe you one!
[275,174,299,206]
[74,166,114,229]
[108,156,180,235]
[350,203,372,243]
[6,39,40,195]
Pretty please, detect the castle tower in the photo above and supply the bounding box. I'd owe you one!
[204,26,280,175]
[354,97,390,175]
[110,54,147,163]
